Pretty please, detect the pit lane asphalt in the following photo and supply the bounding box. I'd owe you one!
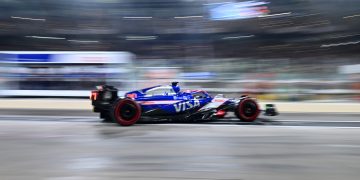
[1,110,360,180]
[0,109,360,127]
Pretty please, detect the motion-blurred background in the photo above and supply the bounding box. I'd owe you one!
[0,0,359,101]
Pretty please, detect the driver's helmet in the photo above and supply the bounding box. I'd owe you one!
[171,82,180,93]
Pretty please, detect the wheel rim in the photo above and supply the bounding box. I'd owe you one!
[242,101,257,117]
[114,99,141,126]
[237,98,260,121]
[119,103,137,121]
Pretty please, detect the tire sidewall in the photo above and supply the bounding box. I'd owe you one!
[236,98,260,122]
[112,99,141,126]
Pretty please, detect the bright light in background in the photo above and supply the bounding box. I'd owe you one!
[25,36,65,40]
[258,12,292,18]
[222,35,255,40]
[174,16,203,19]
[208,0,270,20]
[125,36,157,41]
[11,16,46,21]
[343,14,360,19]
[68,40,100,43]
[123,16,153,19]
[321,41,360,48]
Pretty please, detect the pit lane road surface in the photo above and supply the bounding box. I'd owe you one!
[0,111,360,180]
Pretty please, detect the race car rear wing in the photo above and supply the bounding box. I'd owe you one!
[90,85,118,102]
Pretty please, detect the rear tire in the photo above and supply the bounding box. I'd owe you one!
[112,99,141,126]
[235,98,260,122]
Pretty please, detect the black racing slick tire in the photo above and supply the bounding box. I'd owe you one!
[112,99,141,126]
[235,98,260,122]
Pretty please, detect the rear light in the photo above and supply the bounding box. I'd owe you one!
[90,91,98,101]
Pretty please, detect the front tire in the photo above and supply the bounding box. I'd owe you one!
[112,99,141,126]
[235,98,260,122]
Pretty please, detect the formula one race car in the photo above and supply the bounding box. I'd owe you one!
[90,82,278,126]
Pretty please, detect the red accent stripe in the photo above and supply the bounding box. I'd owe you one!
[216,110,227,118]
